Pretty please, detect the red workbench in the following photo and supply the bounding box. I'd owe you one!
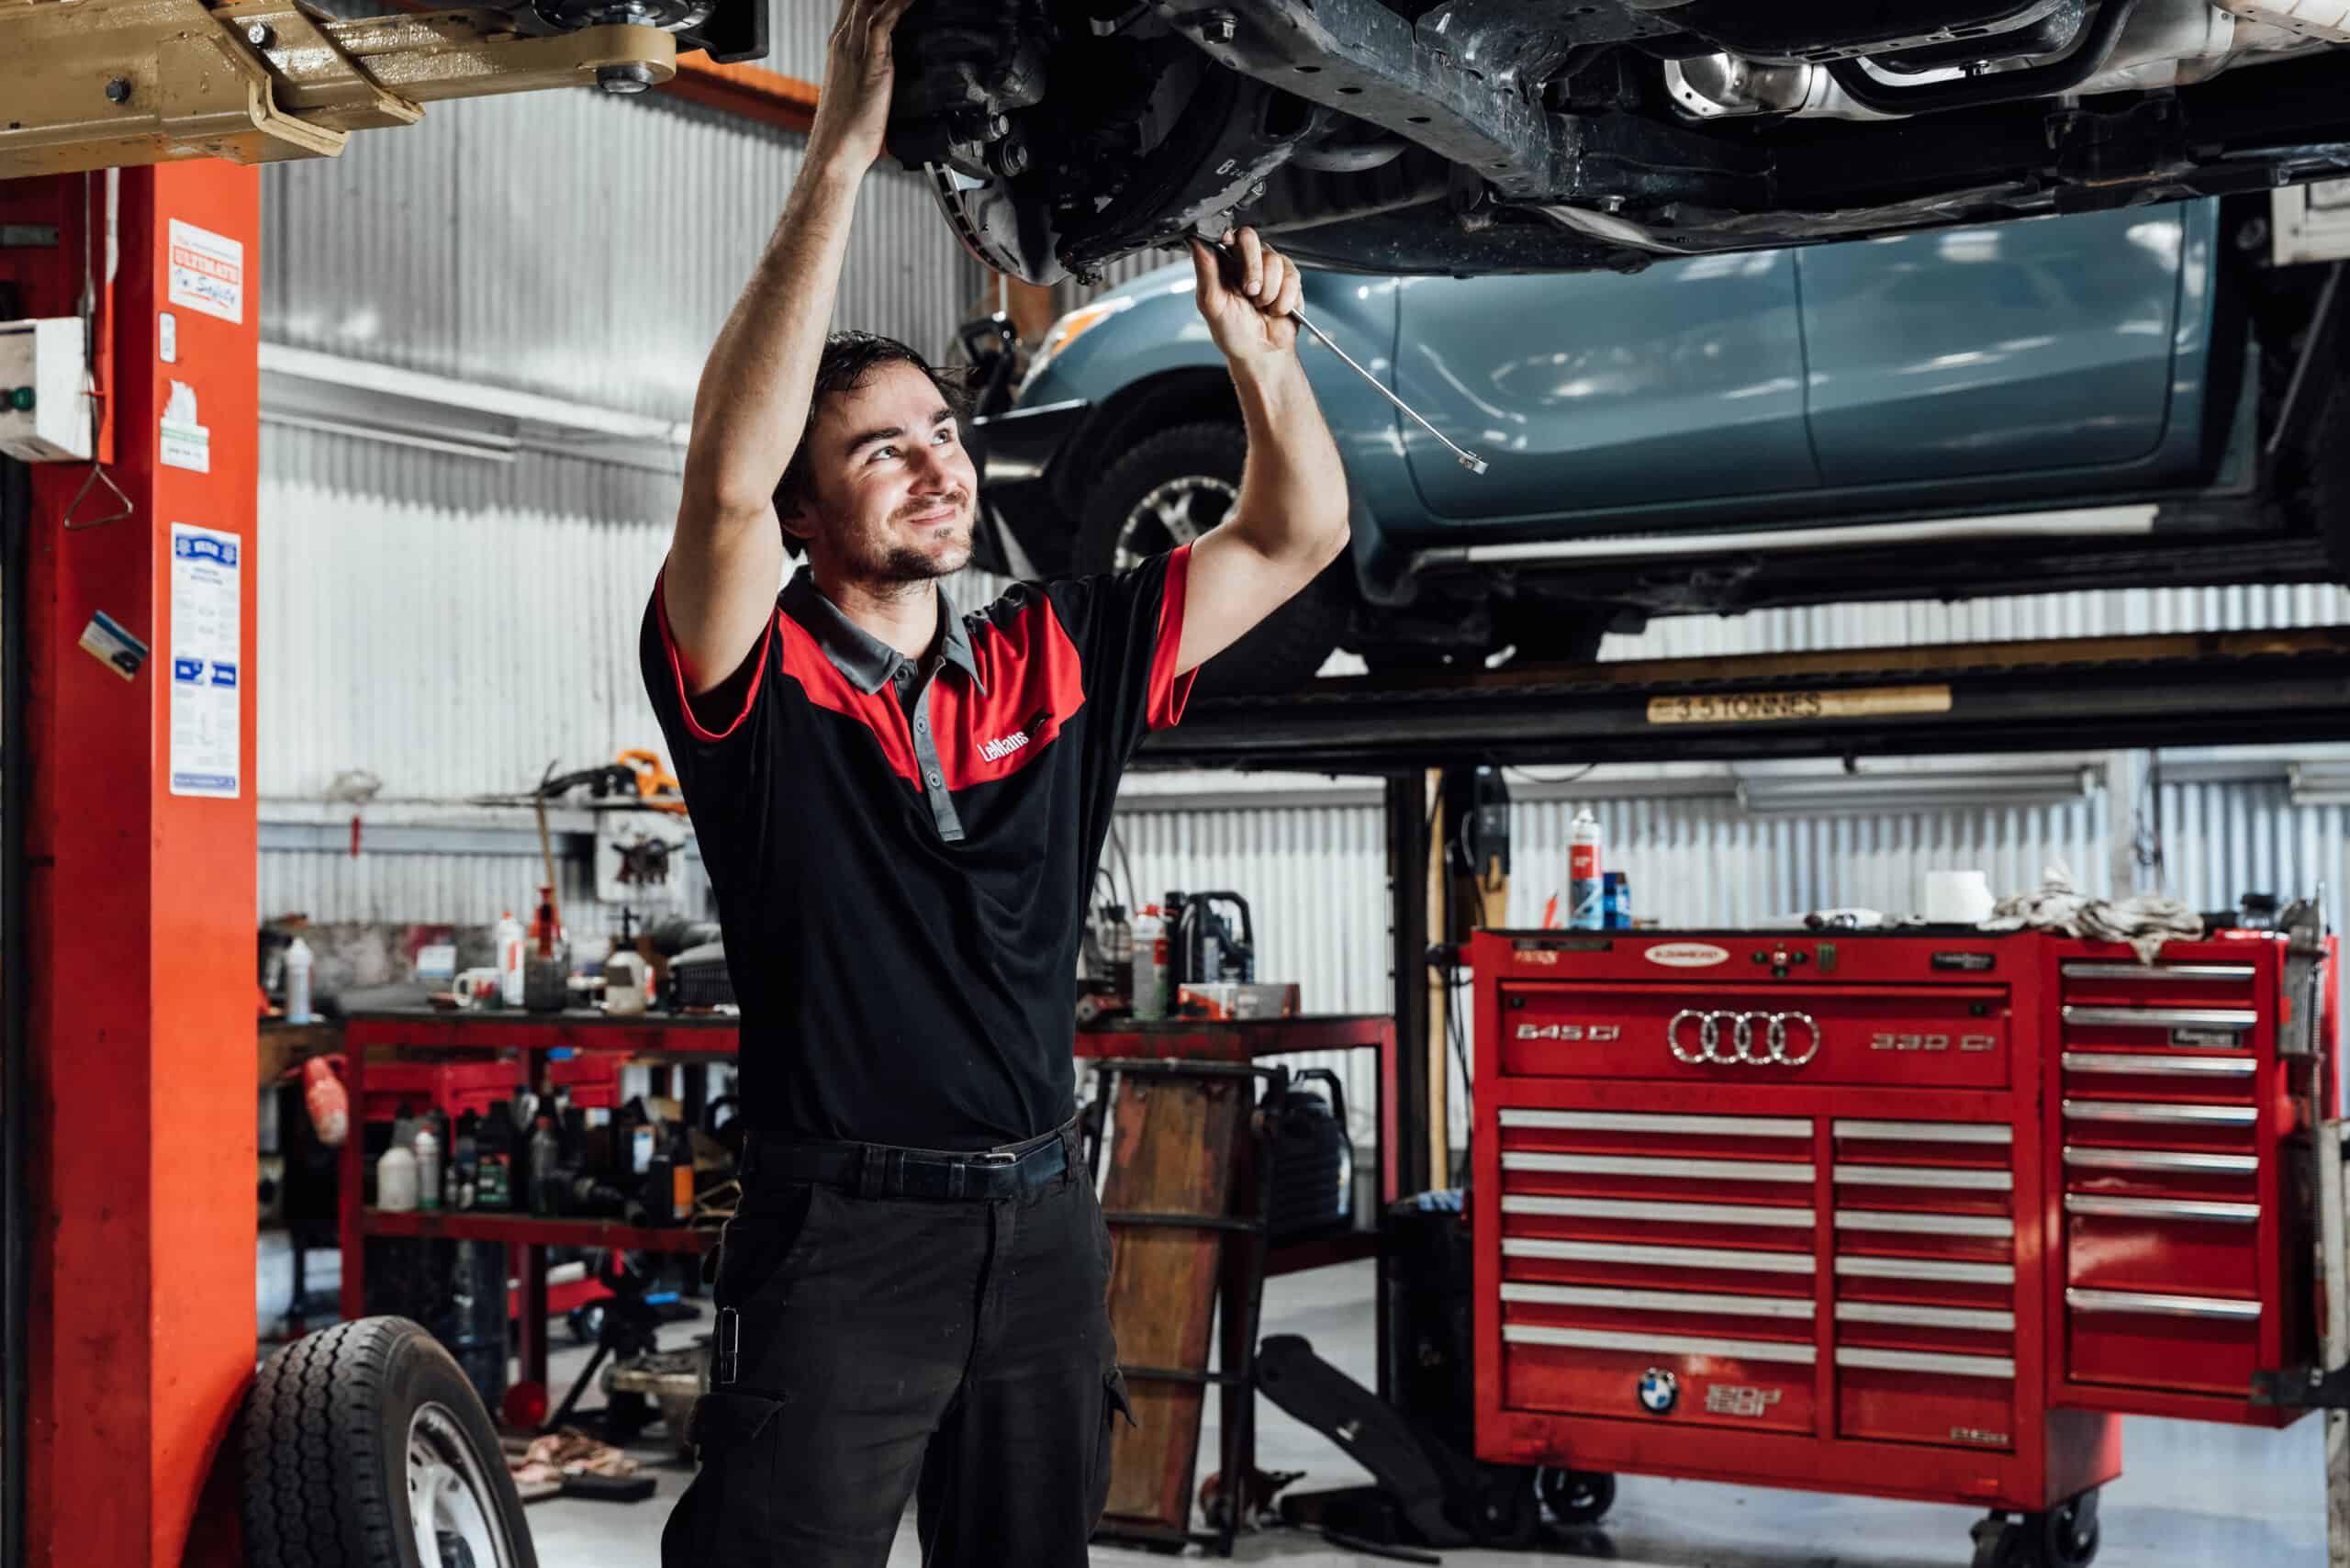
[341,1010,1398,1397]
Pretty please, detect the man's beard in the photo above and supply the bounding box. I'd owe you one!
[856,500,971,585]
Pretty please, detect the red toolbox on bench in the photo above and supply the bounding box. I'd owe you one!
[1472,925,2334,1545]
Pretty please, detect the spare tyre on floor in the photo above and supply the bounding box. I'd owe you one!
[243,1316,537,1568]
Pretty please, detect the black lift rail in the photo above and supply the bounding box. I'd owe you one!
[1141,627,2350,774]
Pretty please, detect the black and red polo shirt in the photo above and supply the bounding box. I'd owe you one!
[640,546,1194,1150]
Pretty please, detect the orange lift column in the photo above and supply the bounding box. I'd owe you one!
[3,163,260,1567]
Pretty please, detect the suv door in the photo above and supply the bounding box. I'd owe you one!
[1797,205,2188,486]
[1395,249,1818,523]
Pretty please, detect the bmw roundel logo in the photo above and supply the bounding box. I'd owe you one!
[1638,1367,1679,1415]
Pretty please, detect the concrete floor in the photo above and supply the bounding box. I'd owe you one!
[258,1239,2332,1566]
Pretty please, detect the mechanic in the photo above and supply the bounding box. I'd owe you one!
[640,0,1348,1561]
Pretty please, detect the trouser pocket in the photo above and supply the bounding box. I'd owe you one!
[662,1393,786,1565]
[1087,1367,1139,1529]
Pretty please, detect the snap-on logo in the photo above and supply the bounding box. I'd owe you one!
[978,729,1031,763]
[1645,942,1730,969]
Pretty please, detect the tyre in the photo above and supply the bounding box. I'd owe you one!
[243,1316,537,1568]
[1536,1466,1616,1527]
[1075,421,1347,700]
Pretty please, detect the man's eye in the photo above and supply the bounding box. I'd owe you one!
[870,445,897,463]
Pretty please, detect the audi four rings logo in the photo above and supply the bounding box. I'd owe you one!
[1666,1008,1821,1067]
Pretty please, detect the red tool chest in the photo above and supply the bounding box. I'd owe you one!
[1472,926,2333,1542]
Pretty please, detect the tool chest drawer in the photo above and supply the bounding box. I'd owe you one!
[1496,981,2011,1088]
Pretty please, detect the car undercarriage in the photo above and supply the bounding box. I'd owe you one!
[894,0,2350,281]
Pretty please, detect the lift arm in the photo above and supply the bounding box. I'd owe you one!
[0,0,677,179]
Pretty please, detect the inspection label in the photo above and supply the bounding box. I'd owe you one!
[166,219,243,323]
[169,523,241,798]
[1647,684,1953,726]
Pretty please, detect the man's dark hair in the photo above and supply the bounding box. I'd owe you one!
[774,331,975,558]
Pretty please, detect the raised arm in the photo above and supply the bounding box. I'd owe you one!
[1172,228,1353,677]
[661,0,913,695]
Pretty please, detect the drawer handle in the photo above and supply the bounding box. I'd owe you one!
[1833,1163,2013,1191]
[1504,1324,1817,1365]
[2062,963,2255,981]
[2062,1146,2257,1174]
[1499,1109,1811,1137]
[2061,1100,2258,1126]
[1835,1209,2013,1238]
[2061,1052,2254,1078]
[2063,1193,2258,1224]
[1834,1346,2015,1379]
[1500,1282,1816,1319]
[1501,1152,1813,1182]
[2065,1287,2261,1321]
[1499,1195,1815,1227]
[1504,1237,1816,1274]
[1836,1255,2015,1285]
[2061,1005,2256,1031]
[1832,1119,2012,1144]
[1835,1301,2014,1332]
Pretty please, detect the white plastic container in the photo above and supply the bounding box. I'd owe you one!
[495,911,527,1006]
[284,935,315,1025]
[376,1145,420,1213]
[414,1127,441,1213]
[1567,810,1605,931]
[1131,905,1168,1022]
[602,949,651,1015]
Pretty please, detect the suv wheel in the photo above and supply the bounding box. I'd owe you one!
[1078,421,1346,699]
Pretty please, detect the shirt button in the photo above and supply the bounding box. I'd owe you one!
[915,717,927,733]
[927,771,942,788]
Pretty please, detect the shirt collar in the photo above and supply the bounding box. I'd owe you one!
[781,567,985,696]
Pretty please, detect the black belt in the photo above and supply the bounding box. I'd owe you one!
[739,1114,1081,1203]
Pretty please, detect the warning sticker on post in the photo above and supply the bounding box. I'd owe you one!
[169,523,241,799]
[1647,685,1953,726]
[166,219,243,324]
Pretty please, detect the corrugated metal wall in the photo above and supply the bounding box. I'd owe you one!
[263,90,982,418]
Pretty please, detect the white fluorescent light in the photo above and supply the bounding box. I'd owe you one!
[1737,766,2100,816]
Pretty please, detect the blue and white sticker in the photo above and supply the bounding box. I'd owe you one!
[1637,1368,1679,1415]
[78,610,149,681]
[168,522,241,799]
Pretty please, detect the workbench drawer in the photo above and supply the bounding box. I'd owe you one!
[1502,1324,1818,1436]
[2059,1003,2261,1055]
[1837,1352,2019,1452]
[2065,1195,2259,1297]
[2058,1049,2257,1107]
[2060,959,2258,1013]
[1496,982,2009,1087]
[2065,1289,2262,1396]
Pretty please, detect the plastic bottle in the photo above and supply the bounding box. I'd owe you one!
[414,1126,442,1213]
[1568,809,1605,931]
[284,935,315,1024]
[494,910,527,1006]
[528,1115,561,1217]
[1131,905,1168,1022]
[375,1144,420,1213]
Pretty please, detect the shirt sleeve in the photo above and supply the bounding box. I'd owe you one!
[1042,543,1195,764]
[639,571,780,853]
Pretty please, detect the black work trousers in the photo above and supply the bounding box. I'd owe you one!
[662,1124,1134,1567]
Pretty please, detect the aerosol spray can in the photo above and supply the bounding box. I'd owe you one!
[1131,905,1168,1022]
[1568,809,1604,931]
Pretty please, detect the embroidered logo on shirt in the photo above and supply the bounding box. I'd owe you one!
[977,711,1053,765]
